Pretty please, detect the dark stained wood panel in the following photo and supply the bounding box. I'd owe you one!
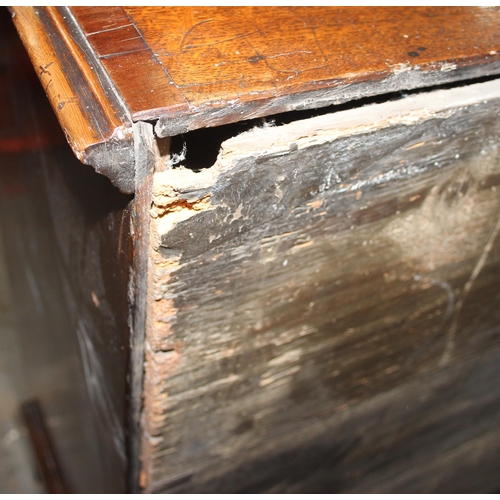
[83,6,500,134]
[140,78,500,492]
[0,10,134,489]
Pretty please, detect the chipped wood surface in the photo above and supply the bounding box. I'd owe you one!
[141,79,500,492]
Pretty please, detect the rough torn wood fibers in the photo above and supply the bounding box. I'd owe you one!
[139,79,500,492]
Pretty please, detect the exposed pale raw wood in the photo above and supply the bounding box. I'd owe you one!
[141,79,500,492]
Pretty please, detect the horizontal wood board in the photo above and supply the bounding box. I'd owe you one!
[11,7,500,172]
[74,6,500,136]
[141,79,500,492]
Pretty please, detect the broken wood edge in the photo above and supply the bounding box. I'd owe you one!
[218,77,500,174]
[10,6,138,193]
[10,6,500,194]
[151,77,500,199]
[153,60,500,138]
[145,78,500,252]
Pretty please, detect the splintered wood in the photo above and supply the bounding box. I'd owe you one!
[141,80,500,493]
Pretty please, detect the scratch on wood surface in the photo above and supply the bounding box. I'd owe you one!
[440,213,500,366]
[181,26,260,51]
[120,8,189,100]
[117,209,127,260]
[266,50,314,60]
[44,78,53,93]
[121,35,143,42]
[179,19,213,51]
[306,16,328,64]
[38,61,53,75]
[76,318,126,463]
[405,141,426,150]
[86,23,134,36]
[414,275,455,321]
[245,36,330,75]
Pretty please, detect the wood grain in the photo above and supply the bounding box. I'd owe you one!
[10,7,137,192]
[71,6,189,119]
[140,78,500,492]
[11,7,500,189]
[76,6,500,135]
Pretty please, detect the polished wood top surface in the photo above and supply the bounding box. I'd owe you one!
[75,7,500,127]
[99,8,500,109]
[10,6,500,181]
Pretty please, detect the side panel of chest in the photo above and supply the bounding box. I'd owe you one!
[140,80,500,492]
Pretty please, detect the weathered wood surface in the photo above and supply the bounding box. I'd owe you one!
[141,78,500,492]
[10,7,500,191]
[190,347,500,493]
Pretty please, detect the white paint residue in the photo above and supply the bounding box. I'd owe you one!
[414,275,455,320]
[440,62,457,72]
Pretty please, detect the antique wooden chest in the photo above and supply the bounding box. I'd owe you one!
[7,6,500,493]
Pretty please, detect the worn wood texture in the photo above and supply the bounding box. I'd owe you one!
[127,121,158,492]
[141,79,500,492]
[11,7,500,190]
[38,145,133,493]
[123,7,500,136]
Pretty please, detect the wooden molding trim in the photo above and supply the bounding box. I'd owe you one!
[10,6,137,193]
